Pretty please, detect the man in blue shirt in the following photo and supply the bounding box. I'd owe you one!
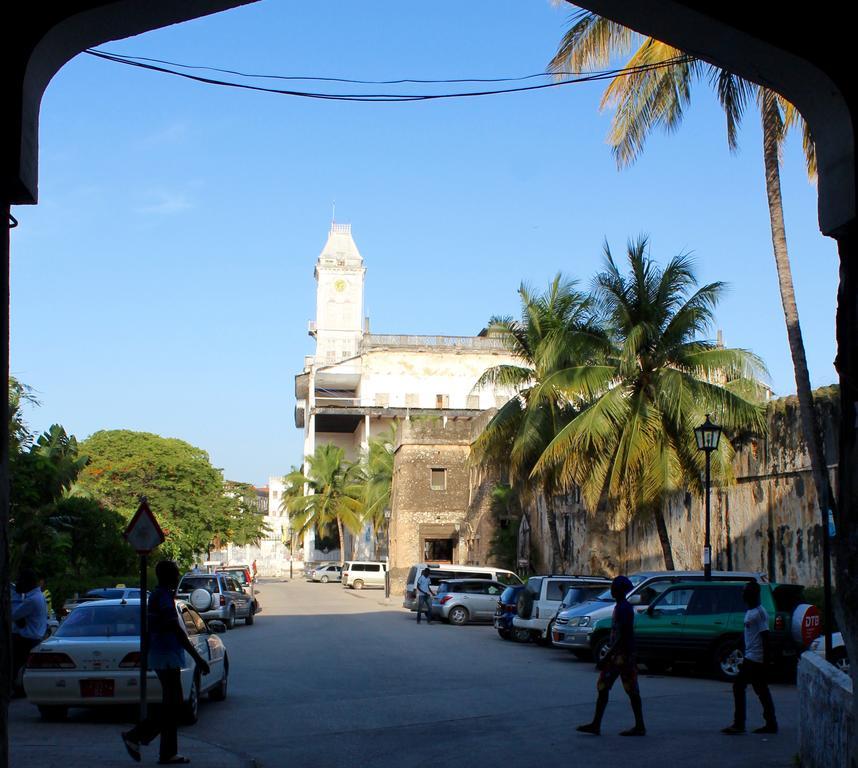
[577,575,646,737]
[122,561,210,765]
[11,568,48,695]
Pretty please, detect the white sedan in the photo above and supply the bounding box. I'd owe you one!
[24,598,228,722]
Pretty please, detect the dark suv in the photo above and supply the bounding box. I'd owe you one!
[494,585,528,641]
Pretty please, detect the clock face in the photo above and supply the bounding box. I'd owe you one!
[334,279,347,293]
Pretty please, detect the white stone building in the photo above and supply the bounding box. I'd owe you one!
[293,222,519,562]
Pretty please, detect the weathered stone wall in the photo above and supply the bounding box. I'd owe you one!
[798,652,853,768]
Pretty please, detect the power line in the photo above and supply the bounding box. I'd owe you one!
[84,48,693,103]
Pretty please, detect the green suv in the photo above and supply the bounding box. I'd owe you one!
[588,580,818,681]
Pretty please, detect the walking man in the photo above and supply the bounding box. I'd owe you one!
[11,568,48,695]
[122,561,211,765]
[722,579,778,735]
[415,567,433,624]
[577,575,646,736]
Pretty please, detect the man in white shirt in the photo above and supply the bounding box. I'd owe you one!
[415,568,434,624]
[11,568,48,695]
[722,580,778,735]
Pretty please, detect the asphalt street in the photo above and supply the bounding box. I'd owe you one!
[10,578,800,767]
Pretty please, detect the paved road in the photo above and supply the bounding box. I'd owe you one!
[11,579,800,767]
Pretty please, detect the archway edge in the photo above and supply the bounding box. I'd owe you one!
[572,0,855,238]
[4,0,257,205]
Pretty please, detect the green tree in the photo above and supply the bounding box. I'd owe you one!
[283,445,364,565]
[473,275,606,572]
[485,484,522,571]
[76,430,233,566]
[534,239,768,568]
[361,425,396,557]
[222,481,270,548]
[548,10,833,566]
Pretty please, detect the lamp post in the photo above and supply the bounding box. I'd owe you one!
[694,415,722,581]
[383,509,391,600]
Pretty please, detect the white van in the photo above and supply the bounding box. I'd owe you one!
[342,561,388,590]
[403,563,522,610]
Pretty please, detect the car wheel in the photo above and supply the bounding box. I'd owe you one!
[245,608,254,626]
[448,606,469,626]
[537,620,555,647]
[716,639,744,682]
[182,675,200,725]
[831,647,850,675]
[497,628,512,640]
[353,579,364,590]
[592,634,611,664]
[209,658,229,702]
[225,607,236,630]
[37,705,67,721]
[512,627,531,643]
[321,576,329,584]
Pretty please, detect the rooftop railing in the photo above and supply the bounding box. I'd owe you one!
[361,334,506,351]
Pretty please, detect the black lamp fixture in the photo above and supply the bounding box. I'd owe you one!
[695,415,722,580]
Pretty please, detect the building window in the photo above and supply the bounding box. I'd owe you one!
[494,394,508,408]
[436,394,449,408]
[406,393,419,407]
[424,538,453,562]
[466,394,480,409]
[272,490,279,499]
[375,392,389,407]
[430,468,447,491]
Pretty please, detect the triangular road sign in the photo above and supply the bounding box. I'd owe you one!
[124,499,165,554]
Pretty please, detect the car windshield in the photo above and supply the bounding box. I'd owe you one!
[219,570,248,585]
[179,577,220,592]
[496,572,523,586]
[57,604,141,637]
[500,586,520,602]
[594,589,615,601]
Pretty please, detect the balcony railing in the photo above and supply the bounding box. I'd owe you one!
[360,334,506,351]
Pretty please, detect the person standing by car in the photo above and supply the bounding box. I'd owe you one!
[722,580,778,735]
[577,575,645,737]
[121,560,210,765]
[11,567,48,696]
[415,568,433,624]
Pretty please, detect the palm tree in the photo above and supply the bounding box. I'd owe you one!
[282,445,364,565]
[472,275,606,572]
[533,238,768,568]
[361,426,396,558]
[548,9,835,566]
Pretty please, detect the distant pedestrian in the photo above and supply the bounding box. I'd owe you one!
[415,568,434,624]
[722,579,778,735]
[122,560,210,765]
[577,575,645,736]
[252,559,258,580]
[11,567,48,695]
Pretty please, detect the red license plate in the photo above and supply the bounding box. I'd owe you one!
[80,679,115,698]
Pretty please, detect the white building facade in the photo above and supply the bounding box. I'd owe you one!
[294,223,520,562]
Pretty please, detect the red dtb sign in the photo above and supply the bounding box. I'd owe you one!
[791,604,822,647]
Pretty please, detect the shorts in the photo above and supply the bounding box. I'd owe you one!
[597,653,639,695]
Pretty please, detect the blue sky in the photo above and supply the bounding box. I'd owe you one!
[11,1,838,485]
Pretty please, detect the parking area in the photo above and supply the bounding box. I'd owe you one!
[11,578,800,767]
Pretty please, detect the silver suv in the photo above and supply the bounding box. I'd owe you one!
[512,575,611,643]
[177,573,255,629]
[431,579,506,625]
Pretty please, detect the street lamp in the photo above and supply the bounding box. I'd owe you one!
[694,415,722,581]
[384,509,392,600]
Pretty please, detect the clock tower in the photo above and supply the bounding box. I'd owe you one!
[311,222,366,365]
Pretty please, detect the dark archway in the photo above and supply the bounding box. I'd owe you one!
[3,3,856,764]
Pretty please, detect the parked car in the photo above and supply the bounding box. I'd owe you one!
[513,575,612,644]
[23,598,228,722]
[222,563,254,584]
[311,564,343,583]
[494,585,529,641]
[551,570,767,657]
[431,579,506,625]
[403,563,522,610]
[59,587,144,620]
[304,561,338,580]
[807,631,849,675]
[342,561,388,590]
[216,566,260,614]
[177,573,255,628]
[587,580,819,680]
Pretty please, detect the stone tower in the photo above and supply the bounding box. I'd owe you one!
[311,223,365,365]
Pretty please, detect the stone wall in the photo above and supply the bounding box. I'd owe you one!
[798,652,853,768]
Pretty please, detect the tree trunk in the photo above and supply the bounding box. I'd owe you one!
[336,516,345,566]
[653,505,675,570]
[760,94,837,568]
[544,492,564,573]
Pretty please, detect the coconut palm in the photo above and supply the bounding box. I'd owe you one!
[472,275,607,571]
[533,238,768,568]
[548,9,835,563]
[282,445,364,565]
[361,425,396,558]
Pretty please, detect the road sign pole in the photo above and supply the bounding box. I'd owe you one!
[139,553,148,723]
